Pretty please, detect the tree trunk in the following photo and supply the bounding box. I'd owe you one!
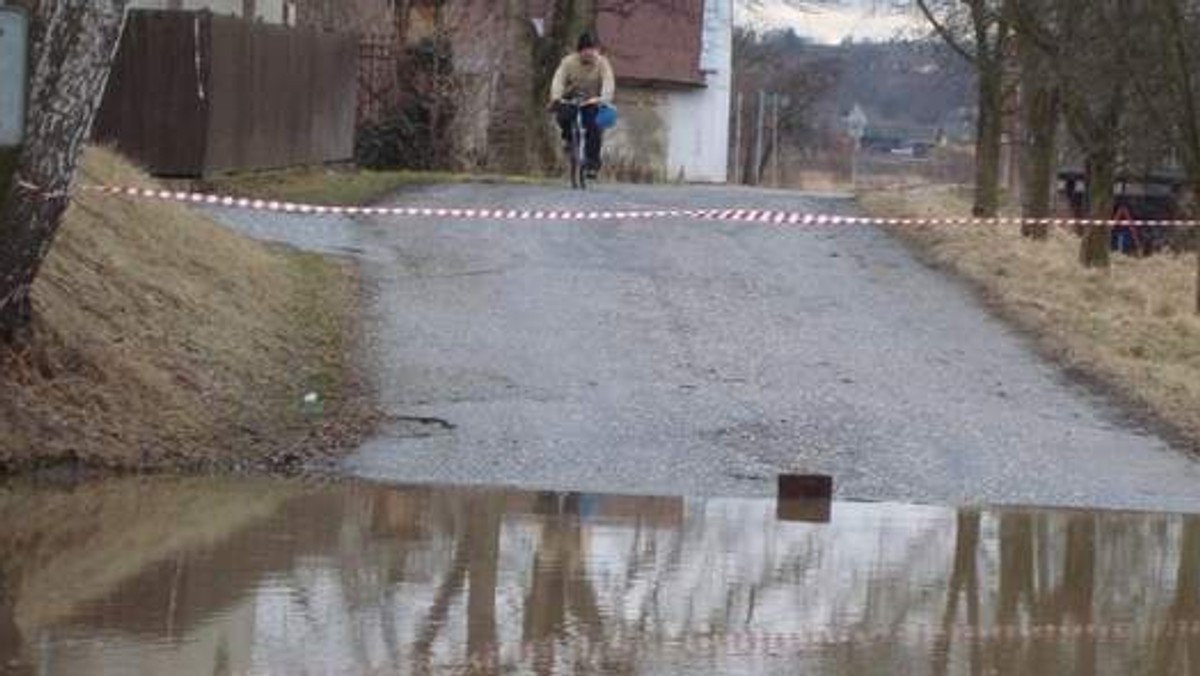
[1080,152,1113,268]
[974,61,1005,217]
[0,1,128,342]
[1153,0,1200,312]
[1019,32,1059,239]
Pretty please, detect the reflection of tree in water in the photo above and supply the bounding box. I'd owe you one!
[1152,518,1200,676]
[409,491,636,674]
[924,509,1200,676]
[298,492,1200,674]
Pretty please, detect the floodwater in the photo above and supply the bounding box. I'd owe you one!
[0,477,1197,675]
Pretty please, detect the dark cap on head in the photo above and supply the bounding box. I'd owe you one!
[577,33,596,51]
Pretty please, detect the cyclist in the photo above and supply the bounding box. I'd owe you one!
[549,33,615,179]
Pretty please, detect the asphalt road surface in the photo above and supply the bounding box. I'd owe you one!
[213,182,1200,512]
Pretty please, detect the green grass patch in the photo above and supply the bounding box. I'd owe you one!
[285,250,353,419]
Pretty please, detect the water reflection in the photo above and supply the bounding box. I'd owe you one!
[0,478,1197,675]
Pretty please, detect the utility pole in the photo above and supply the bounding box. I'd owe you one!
[754,90,766,185]
[771,93,780,188]
[733,92,743,185]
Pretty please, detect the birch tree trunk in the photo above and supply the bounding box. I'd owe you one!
[0,1,127,342]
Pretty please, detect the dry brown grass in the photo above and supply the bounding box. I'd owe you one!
[861,185,1200,450]
[0,148,372,473]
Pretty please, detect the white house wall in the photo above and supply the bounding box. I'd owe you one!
[126,0,288,24]
[664,0,732,183]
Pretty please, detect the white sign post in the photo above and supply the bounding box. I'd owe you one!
[846,104,867,191]
[0,6,29,148]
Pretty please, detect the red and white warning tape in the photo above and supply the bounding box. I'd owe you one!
[436,619,1200,667]
[84,184,1200,229]
[438,620,1200,670]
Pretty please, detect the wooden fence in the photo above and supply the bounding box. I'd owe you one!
[94,10,357,177]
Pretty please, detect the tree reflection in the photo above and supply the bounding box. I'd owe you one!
[934,510,982,676]
[1152,519,1200,676]
[1,479,1199,675]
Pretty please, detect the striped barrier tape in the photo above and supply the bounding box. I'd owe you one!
[82,184,1200,229]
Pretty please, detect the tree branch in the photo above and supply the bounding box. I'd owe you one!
[915,0,978,65]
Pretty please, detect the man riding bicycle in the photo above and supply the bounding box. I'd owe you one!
[549,33,615,179]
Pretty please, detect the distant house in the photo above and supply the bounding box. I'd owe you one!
[597,0,733,183]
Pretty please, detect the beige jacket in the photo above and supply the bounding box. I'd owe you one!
[550,53,616,104]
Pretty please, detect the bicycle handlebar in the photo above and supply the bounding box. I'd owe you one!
[553,96,603,108]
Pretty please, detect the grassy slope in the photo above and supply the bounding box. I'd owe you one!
[861,185,1200,449]
[0,148,370,472]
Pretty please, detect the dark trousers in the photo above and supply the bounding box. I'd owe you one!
[556,103,603,168]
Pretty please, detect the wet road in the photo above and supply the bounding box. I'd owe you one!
[212,183,1200,511]
[0,477,1196,676]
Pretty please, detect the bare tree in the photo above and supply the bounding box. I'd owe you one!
[1015,0,1145,268]
[731,28,842,185]
[1141,0,1200,311]
[0,1,128,342]
[915,0,1014,218]
[1013,0,1060,239]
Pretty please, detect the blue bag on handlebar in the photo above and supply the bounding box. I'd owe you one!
[596,103,618,130]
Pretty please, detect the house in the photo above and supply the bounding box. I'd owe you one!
[386,0,734,181]
[597,0,733,183]
[115,0,734,181]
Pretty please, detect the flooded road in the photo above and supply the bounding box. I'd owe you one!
[1,477,1197,675]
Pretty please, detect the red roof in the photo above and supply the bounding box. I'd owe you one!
[596,0,705,87]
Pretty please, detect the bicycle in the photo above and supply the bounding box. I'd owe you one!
[555,96,600,190]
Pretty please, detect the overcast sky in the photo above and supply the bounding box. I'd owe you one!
[735,0,923,44]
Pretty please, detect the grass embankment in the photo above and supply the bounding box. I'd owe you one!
[204,165,545,205]
[0,148,374,474]
[861,185,1200,449]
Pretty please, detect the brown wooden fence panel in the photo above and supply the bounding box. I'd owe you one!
[93,11,208,176]
[94,10,357,177]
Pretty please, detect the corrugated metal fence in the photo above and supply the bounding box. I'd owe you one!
[94,10,357,177]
